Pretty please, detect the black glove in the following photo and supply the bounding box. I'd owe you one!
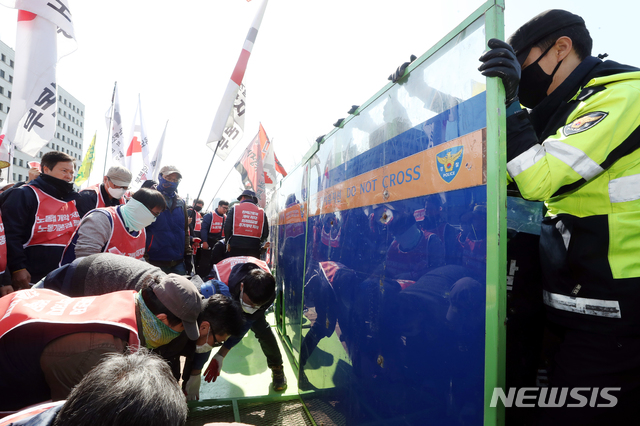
[388,54,417,83]
[478,38,520,105]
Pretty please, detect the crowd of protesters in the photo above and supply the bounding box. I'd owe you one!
[0,151,279,423]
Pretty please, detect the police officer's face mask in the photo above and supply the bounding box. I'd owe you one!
[519,43,563,108]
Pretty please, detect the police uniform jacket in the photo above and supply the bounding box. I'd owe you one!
[506,57,640,335]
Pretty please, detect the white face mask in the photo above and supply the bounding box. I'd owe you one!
[107,186,126,200]
[195,329,214,353]
[240,287,259,314]
[120,198,156,231]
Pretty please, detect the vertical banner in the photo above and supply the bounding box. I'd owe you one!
[0,0,76,158]
[149,120,168,180]
[125,96,151,188]
[108,83,125,165]
[75,132,96,186]
[259,123,287,194]
[216,84,246,161]
[206,0,268,155]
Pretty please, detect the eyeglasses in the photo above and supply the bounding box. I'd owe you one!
[211,333,224,348]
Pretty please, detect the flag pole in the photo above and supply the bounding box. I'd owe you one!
[194,141,221,208]
[207,158,241,211]
[103,81,117,177]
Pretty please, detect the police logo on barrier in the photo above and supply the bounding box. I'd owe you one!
[436,146,463,183]
[563,111,608,136]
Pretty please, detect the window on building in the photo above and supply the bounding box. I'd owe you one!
[8,75,12,83]
[18,174,22,181]
[0,54,5,62]
[63,99,66,105]
[18,159,23,167]
[81,111,83,116]
[0,119,2,128]
[0,87,3,95]
[62,136,65,141]
[56,145,59,150]
[0,103,3,112]
[9,60,14,68]
[0,70,5,78]
[79,133,82,139]
[12,173,15,181]
[12,158,16,165]
[7,91,10,99]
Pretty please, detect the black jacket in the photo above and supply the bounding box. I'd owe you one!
[1,175,79,282]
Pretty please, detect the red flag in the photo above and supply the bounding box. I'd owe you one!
[235,131,266,207]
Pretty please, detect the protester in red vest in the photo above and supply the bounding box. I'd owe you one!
[75,165,132,219]
[223,190,269,259]
[1,151,80,288]
[60,188,166,265]
[202,256,287,392]
[0,273,202,412]
[201,200,229,249]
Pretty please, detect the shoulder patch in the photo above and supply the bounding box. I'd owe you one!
[562,111,608,137]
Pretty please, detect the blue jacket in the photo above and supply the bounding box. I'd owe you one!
[145,195,187,262]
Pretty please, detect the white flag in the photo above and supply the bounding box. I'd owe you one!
[206,0,268,155]
[108,83,125,165]
[149,120,168,180]
[215,84,246,161]
[125,96,151,188]
[0,1,76,158]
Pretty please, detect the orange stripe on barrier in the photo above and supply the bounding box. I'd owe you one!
[309,128,486,216]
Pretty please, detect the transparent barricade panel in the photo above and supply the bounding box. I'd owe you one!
[276,165,309,356]
[298,16,488,426]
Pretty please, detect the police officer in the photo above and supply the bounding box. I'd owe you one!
[224,190,269,259]
[479,9,640,424]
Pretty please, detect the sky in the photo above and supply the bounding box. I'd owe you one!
[0,0,639,209]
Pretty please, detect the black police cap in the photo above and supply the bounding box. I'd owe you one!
[508,9,586,65]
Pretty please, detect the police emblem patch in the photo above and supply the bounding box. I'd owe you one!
[436,146,463,183]
[563,111,608,136]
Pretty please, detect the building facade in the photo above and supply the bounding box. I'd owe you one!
[0,39,85,184]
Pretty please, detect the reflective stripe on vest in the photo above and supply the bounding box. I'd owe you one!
[210,212,226,237]
[104,207,146,259]
[609,173,640,203]
[543,289,621,318]
[507,141,604,181]
[24,186,80,248]
[232,203,264,239]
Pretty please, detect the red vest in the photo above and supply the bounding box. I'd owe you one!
[0,401,64,425]
[86,183,125,209]
[210,211,226,237]
[104,207,147,259]
[194,211,202,233]
[25,185,80,247]
[0,289,140,346]
[232,202,264,239]
[213,256,270,284]
[0,213,6,274]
